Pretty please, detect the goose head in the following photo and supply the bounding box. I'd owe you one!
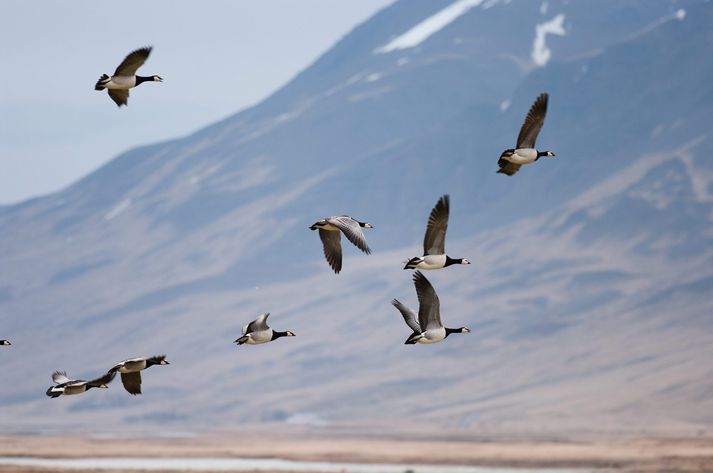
[310,220,327,230]
[146,355,170,367]
[445,326,471,337]
[445,256,471,267]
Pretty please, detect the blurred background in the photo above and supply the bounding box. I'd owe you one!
[1,0,712,438]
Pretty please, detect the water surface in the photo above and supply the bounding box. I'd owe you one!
[0,456,589,473]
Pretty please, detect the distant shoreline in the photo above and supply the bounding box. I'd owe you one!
[1,433,712,472]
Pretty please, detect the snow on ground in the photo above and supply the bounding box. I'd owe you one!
[532,13,566,66]
[374,0,486,54]
[104,198,131,221]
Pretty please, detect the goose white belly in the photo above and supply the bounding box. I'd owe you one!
[62,385,87,395]
[245,329,273,344]
[418,327,446,344]
[105,75,136,89]
[414,254,447,269]
[507,148,538,164]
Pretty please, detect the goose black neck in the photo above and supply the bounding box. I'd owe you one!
[271,331,289,340]
[136,75,153,86]
[444,256,462,267]
[445,327,463,337]
[536,150,549,158]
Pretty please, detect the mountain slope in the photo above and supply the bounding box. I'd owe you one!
[1,0,712,435]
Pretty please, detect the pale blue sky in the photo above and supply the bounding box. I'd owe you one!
[0,0,393,205]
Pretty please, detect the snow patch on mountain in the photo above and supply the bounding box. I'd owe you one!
[375,0,486,54]
[532,13,566,66]
[104,198,131,221]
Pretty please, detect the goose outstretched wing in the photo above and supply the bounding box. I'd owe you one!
[108,89,129,107]
[52,371,71,384]
[328,216,371,254]
[392,299,421,334]
[516,93,548,149]
[423,195,449,255]
[497,158,522,176]
[318,229,343,273]
[413,271,442,331]
[114,46,152,76]
[243,313,270,335]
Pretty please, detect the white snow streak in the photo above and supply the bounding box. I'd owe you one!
[532,13,566,67]
[104,198,131,221]
[375,0,485,54]
[675,9,686,20]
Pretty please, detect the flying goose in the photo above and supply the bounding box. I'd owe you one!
[234,313,295,345]
[0,339,10,346]
[108,355,169,395]
[310,215,373,274]
[46,370,115,398]
[404,195,470,270]
[95,46,162,107]
[497,93,554,176]
[392,271,470,345]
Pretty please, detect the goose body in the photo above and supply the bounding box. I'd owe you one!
[234,313,295,346]
[0,339,10,346]
[406,254,448,270]
[404,195,470,270]
[95,46,162,107]
[46,370,114,398]
[497,93,555,176]
[108,355,169,395]
[410,326,447,344]
[310,215,373,274]
[392,271,470,345]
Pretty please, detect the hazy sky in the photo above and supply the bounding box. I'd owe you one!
[0,0,393,205]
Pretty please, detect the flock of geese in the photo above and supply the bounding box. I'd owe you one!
[1,46,556,399]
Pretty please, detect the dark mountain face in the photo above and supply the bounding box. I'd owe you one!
[1,0,712,434]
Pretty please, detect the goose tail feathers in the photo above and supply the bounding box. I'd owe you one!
[95,74,110,90]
